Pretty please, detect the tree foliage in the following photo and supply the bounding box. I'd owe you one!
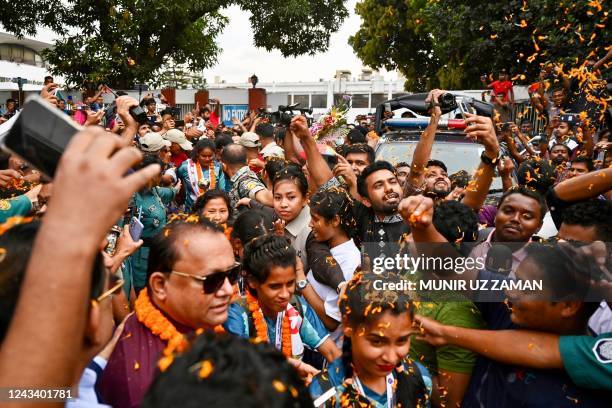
[349,0,610,91]
[151,62,207,90]
[1,0,348,88]
[0,0,61,37]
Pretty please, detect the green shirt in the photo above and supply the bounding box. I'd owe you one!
[559,332,612,390]
[132,186,175,238]
[127,186,175,291]
[410,301,485,375]
[401,268,485,375]
[0,195,32,223]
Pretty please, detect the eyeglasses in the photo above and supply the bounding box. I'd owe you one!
[96,278,125,302]
[171,262,241,294]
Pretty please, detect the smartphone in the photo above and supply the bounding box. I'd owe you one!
[129,216,144,241]
[53,89,64,101]
[174,119,185,127]
[1,95,81,177]
[326,154,338,168]
[457,100,469,120]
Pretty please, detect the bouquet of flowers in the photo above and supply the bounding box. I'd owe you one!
[309,95,351,145]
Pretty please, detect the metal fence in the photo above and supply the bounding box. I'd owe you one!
[175,104,196,117]
[511,101,547,134]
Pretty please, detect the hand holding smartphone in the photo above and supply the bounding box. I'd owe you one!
[129,207,144,241]
[1,95,81,177]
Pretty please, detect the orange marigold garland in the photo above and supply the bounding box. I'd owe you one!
[134,289,187,371]
[281,311,292,357]
[134,289,225,372]
[246,291,293,357]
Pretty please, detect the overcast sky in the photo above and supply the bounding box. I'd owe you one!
[22,0,397,84]
[202,0,396,83]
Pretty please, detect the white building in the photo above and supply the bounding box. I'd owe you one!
[0,32,54,110]
[206,69,408,122]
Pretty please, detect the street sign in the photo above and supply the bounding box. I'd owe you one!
[222,104,249,126]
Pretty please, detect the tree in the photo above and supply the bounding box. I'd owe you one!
[349,0,611,91]
[0,0,61,37]
[27,0,348,89]
[152,63,195,90]
[150,63,208,90]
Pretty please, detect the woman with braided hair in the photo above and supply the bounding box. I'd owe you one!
[298,187,360,345]
[223,234,341,363]
[309,272,432,408]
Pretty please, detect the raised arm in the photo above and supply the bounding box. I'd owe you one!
[282,127,301,165]
[414,315,562,369]
[290,115,333,188]
[498,157,515,192]
[407,90,442,189]
[529,90,545,114]
[333,154,360,200]
[501,127,524,164]
[0,128,159,393]
[398,195,479,283]
[553,167,612,202]
[512,124,537,157]
[593,48,612,71]
[460,114,499,210]
[581,125,595,158]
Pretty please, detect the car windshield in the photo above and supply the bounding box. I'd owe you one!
[376,140,504,190]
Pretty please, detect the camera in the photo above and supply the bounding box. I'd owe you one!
[437,93,458,111]
[128,105,148,124]
[256,103,314,127]
[103,102,149,125]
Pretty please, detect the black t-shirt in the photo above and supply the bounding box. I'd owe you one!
[354,201,409,260]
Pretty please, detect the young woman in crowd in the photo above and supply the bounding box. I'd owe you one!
[192,189,232,226]
[272,165,311,270]
[297,187,360,344]
[126,154,176,295]
[224,234,341,363]
[309,272,432,407]
[229,209,274,295]
[177,139,226,212]
[230,209,274,261]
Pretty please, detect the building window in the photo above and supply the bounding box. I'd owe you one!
[333,93,350,106]
[371,93,388,107]
[0,45,10,61]
[0,44,45,67]
[311,94,327,108]
[292,94,309,108]
[11,46,23,62]
[351,94,369,108]
[23,48,35,64]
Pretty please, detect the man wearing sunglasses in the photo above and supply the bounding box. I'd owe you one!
[99,218,237,408]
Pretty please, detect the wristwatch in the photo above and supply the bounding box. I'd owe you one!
[296,279,310,294]
[480,151,500,166]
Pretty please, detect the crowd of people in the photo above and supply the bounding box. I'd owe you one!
[0,50,611,408]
